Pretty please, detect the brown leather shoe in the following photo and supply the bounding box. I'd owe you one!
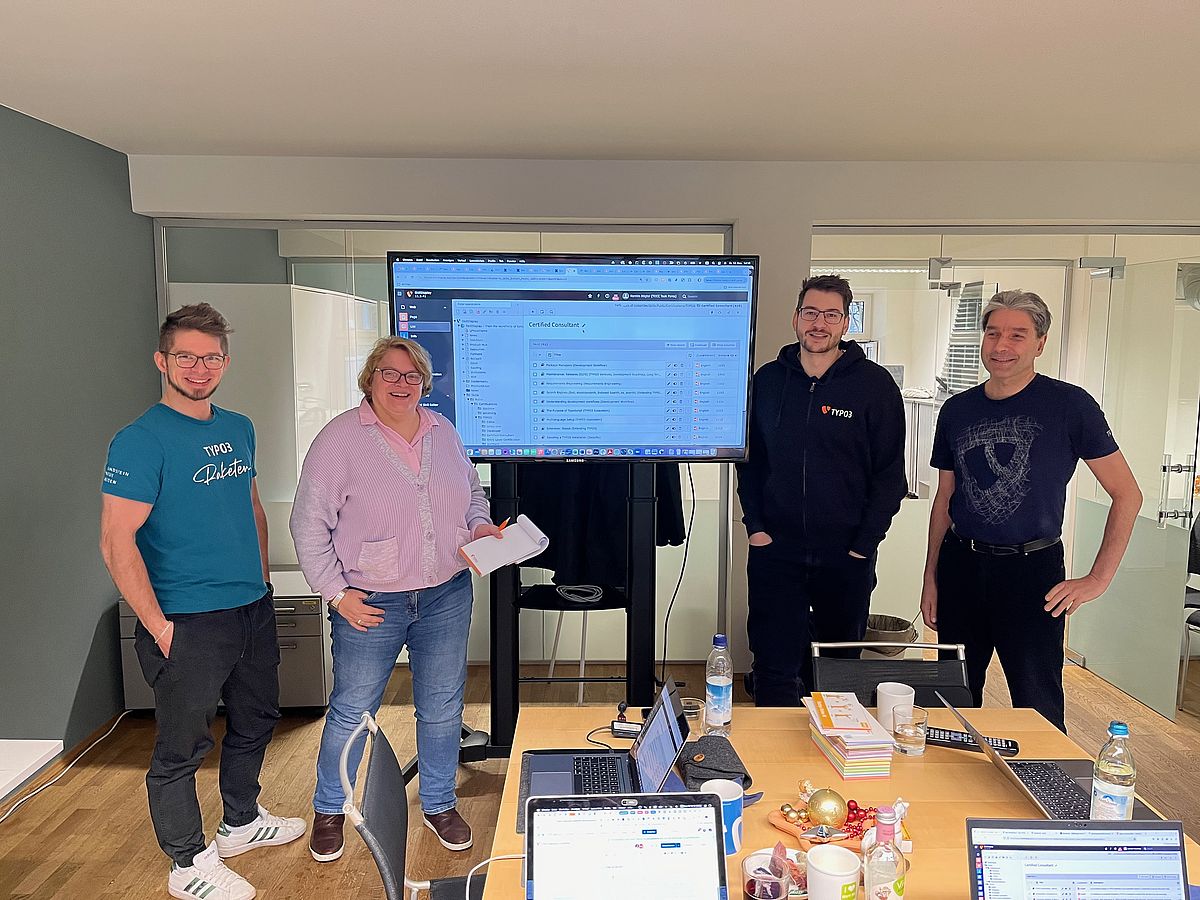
[423,807,473,851]
[310,812,345,862]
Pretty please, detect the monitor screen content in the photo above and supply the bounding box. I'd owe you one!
[387,253,759,461]
[529,801,724,900]
[970,823,1188,899]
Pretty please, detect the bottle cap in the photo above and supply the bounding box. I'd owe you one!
[875,805,897,825]
[713,633,728,649]
[1108,721,1129,736]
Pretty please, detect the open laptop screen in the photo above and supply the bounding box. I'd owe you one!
[527,795,726,900]
[967,818,1188,899]
[629,681,686,791]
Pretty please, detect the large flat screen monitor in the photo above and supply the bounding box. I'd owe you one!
[387,252,759,462]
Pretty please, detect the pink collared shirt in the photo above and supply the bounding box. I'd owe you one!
[290,400,491,599]
[360,401,435,474]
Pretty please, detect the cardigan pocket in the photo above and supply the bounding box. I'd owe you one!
[357,536,400,581]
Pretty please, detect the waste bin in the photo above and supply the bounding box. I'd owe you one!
[862,614,918,658]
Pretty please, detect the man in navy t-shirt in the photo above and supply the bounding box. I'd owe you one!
[100,303,305,900]
[920,290,1141,732]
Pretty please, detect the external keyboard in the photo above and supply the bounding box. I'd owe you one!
[1008,760,1091,819]
[925,726,1020,757]
[573,755,623,794]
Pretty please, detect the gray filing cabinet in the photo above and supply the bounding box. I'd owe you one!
[119,566,334,710]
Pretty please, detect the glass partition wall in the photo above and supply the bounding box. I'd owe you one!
[812,229,1200,721]
[157,222,735,685]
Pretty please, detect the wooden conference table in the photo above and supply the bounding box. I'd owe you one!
[482,706,1200,899]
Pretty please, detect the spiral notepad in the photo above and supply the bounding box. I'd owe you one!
[458,514,549,576]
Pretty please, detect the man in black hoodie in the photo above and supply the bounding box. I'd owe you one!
[737,274,907,706]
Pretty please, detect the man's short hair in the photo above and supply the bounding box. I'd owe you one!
[357,336,435,399]
[798,274,853,313]
[159,303,234,355]
[980,290,1052,337]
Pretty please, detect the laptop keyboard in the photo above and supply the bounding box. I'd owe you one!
[573,755,623,794]
[1008,761,1091,819]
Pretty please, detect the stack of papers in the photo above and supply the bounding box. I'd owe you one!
[803,691,894,780]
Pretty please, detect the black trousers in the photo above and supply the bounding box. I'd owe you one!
[134,590,281,866]
[935,533,1067,732]
[746,541,876,706]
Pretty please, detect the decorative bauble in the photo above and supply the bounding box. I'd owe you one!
[806,789,848,828]
[785,809,801,824]
[798,807,810,822]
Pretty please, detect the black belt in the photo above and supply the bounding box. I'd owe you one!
[951,527,1060,556]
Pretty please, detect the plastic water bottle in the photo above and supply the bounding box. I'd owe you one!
[705,633,733,736]
[1090,721,1136,820]
[864,805,907,899]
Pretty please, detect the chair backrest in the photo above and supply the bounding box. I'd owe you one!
[810,642,974,709]
[341,714,409,900]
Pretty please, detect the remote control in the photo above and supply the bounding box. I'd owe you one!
[924,726,1019,756]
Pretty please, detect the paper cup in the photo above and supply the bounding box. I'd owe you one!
[875,681,916,732]
[806,843,861,900]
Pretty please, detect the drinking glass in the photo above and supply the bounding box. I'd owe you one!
[892,705,929,755]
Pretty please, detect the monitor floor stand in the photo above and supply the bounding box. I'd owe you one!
[486,461,658,757]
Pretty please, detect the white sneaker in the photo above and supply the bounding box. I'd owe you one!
[215,805,308,858]
[168,843,255,900]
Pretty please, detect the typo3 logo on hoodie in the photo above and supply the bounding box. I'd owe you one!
[821,405,854,419]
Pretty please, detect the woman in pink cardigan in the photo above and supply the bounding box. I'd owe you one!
[290,336,501,864]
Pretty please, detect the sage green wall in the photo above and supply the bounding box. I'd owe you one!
[0,105,157,747]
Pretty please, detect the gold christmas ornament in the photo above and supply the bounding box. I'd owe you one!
[806,788,848,828]
[798,807,810,822]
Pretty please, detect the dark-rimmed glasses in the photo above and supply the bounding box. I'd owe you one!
[797,307,846,323]
[375,368,423,386]
[166,352,227,370]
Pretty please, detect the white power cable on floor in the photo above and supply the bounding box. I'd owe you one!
[0,709,133,826]
[464,852,525,899]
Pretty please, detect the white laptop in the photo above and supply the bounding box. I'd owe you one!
[524,793,728,900]
[966,818,1190,899]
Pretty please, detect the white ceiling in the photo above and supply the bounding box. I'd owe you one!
[2,1,1199,161]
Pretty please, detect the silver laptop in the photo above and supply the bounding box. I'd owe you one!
[967,818,1189,899]
[936,691,1160,821]
[524,793,728,900]
[522,679,688,799]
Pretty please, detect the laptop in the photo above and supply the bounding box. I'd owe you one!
[966,818,1189,899]
[525,793,728,900]
[522,679,689,800]
[936,691,1161,821]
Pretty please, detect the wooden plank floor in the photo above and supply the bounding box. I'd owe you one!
[1,660,1198,898]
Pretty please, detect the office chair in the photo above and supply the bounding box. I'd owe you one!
[810,641,974,708]
[340,712,485,900]
[1177,592,1200,711]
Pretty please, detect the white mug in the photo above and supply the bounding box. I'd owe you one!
[806,843,862,900]
[875,681,916,732]
[699,778,743,855]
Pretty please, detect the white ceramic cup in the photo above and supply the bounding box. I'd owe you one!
[875,681,916,732]
[806,843,862,900]
[699,778,743,855]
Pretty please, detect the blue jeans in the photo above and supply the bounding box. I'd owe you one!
[313,569,473,815]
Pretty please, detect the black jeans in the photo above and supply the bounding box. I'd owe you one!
[134,590,281,866]
[935,533,1067,732]
[746,540,876,706]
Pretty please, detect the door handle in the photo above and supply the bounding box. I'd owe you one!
[279,642,298,651]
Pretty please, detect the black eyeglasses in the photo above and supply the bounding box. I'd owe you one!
[375,368,423,386]
[797,307,846,323]
[166,352,227,370]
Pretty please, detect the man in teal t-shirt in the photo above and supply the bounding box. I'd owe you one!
[100,303,305,900]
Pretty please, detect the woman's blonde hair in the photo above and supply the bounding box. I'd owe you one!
[357,336,434,400]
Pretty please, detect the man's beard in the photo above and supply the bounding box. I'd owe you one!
[166,370,218,401]
[802,331,840,353]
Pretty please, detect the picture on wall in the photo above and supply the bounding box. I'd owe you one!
[846,297,868,336]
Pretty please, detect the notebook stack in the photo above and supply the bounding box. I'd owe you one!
[803,691,894,780]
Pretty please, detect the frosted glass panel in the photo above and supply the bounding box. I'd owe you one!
[1069,498,1189,716]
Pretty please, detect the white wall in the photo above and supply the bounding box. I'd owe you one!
[128,155,1200,670]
